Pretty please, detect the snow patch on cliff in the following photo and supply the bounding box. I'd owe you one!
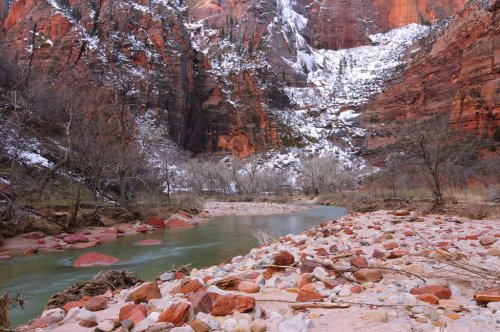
[260,24,430,173]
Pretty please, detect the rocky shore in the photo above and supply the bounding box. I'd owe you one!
[203,202,311,217]
[19,210,499,331]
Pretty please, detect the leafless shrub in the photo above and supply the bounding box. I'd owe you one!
[251,228,276,245]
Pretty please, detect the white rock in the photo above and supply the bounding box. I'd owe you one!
[206,285,229,295]
[159,272,175,282]
[132,319,151,332]
[171,327,194,332]
[278,316,308,332]
[268,311,282,319]
[147,312,160,322]
[487,302,500,310]
[234,313,252,323]
[64,307,97,323]
[41,308,65,324]
[450,284,462,297]
[312,267,328,281]
[249,319,267,332]
[196,312,220,330]
[338,287,352,297]
[221,318,238,331]
[364,310,389,323]
[148,298,173,313]
[426,278,448,286]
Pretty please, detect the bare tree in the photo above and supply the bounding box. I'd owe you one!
[397,114,476,208]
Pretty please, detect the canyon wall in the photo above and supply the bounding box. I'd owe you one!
[364,0,499,150]
[1,0,486,159]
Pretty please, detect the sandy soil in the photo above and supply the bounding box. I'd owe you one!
[203,201,312,217]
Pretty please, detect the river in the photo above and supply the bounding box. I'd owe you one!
[0,205,347,326]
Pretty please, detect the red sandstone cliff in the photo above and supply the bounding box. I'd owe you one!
[0,0,479,158]
[364,0,499,150]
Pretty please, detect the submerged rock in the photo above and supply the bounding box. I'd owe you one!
[72,252,119,267]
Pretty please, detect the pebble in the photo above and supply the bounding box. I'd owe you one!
[364,310,389,323]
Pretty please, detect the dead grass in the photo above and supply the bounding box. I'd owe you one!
[319,186,500,219]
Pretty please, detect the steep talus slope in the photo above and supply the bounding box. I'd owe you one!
[364,0,499,150]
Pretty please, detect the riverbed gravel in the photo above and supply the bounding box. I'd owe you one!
[19,210,500,331]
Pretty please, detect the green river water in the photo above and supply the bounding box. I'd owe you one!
[0,205,347,326]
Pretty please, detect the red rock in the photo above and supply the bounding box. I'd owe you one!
[296,283,324,302]
[84,296,107,312]
[136,226,149,233]
[479,237,497,246]
[70,241,98,249]
[79,320,98,328]
[296,274,313,289]
[410,286,452,300]
[147,215,165,229]
[350,257,368,268]
[245,271,260,279]
[353,269,383,282]
[464,235,479,240]
[73,252,119,267]
[63,234,89,244]
[189,319,210,332]
[237,281,260,293]
[314,247,329,256]
[95,231,118,241]
[417,294,440,304]
[383,242,399,250]
[180,279,203,294]
[300,259,321,273]
[273,251,295,266]
[188,290,213,314]
[211,295,255,316]
[404,231,414,237]
[36,239,46,245]
[386,250,407,259]
[136,239,162,246]
[343,228,354,235]
[174,271,186,280]
[131,282,162,303]
[474,288,500,304]
[351,285,362,294]
[158,302,191,327]
[23,231,44,239]
[119,304,147,323]
[372,249,385,259]
[324,277,346,289]
[63,300,86,312]
[165,216,195,229]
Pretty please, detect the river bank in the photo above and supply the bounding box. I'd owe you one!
[0,202,312,259]
[18,209,499,332]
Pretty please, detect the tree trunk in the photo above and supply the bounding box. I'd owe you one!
[119,172,127,207]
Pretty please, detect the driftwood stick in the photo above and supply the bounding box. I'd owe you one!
[262,262,298,269]
[290,302,350,309]
[330,253,355,260]
[307,257,358,283]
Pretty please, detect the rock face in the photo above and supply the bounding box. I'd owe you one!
[300,0,467,50]
[365,0,499,147]
[0,0,475,161]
